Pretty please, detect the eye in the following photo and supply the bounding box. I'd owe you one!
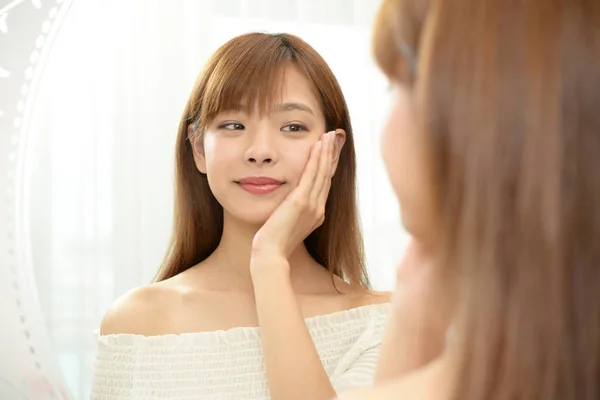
[220,122,245,130]
[282,123,308,132]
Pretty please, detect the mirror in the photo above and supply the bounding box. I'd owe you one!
[1,1,76,398]
[1,0,408,397]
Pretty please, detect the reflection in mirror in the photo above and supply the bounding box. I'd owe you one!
[15,0,409,397]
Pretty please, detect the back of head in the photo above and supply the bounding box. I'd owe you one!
[374,0,600,399]
[157,32,369,288]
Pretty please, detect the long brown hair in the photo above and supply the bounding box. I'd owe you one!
[374,0,600,399]
[156,32,369,288]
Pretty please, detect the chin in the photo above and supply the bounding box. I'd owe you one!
[228,202,279,227]
[401,211,437,251]
[216,186,289,227]
[400,212,418,238]
[243,215,271,227]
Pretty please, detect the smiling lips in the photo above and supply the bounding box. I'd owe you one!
[236,177,284,194]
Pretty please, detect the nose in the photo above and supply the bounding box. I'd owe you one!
[244,129,278,166]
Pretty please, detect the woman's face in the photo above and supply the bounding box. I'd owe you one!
[193,66,344,226]
[382,84,436,243]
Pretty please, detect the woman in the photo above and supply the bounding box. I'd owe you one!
[342,0,600,399]
[90,32,390,400]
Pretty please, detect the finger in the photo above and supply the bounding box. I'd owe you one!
[315,175,332,228]
[311,131,333,205]
[297,135,324,196]
[320,169,333,206]
[316,131,336,205]
[312,133,334,226]
[317,160,334,213]
[320,129,337,196]
[331,129,343,175]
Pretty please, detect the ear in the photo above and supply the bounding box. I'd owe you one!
[188,124,207,174]
[331,128,347,174]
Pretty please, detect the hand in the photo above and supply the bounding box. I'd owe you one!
[250,130,340,267]
[391,239,453,364]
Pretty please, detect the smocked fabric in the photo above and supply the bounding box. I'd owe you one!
[90,303,391,399]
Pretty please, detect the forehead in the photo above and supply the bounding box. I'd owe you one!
[235,66,323,117]
[277,67,321,110]
[199,60,326,132]
[213,66,325,123]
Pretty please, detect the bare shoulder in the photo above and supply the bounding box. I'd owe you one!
[329,275,392,307]
[99,281,180,336]
[99,271,260,335]
[312,288,391,317]
[352,289,392,308]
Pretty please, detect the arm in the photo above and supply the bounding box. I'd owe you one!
[374,240,451,383]
[252,261,389,399]
[374,292,446,382]
[250,130,344,399]
[251,258,336,400]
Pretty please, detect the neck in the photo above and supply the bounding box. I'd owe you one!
[202,212,325,293]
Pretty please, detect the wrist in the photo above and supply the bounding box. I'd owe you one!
[249,253,290,278]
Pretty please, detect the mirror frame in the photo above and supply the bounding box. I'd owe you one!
[0,0,75,398]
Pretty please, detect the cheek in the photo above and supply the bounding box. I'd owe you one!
[381,93,433,237]
[381,100,416,202]
[203,136,235,172]
[202,136,240,198]
[279,141,313,184]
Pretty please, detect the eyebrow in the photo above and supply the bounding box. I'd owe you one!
[228,102,315,116]
[273,102,315,115]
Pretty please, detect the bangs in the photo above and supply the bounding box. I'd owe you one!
[198,34,295,131]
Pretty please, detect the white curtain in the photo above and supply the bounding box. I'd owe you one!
[27,0,409,397]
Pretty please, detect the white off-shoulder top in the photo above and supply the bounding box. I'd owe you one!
[90,303,391,399]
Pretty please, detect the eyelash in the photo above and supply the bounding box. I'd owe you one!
[219,122,245,130]
[282,123,308,132]
[218,122,308,132]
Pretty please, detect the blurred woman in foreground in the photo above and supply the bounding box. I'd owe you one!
[343,0,600,398]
